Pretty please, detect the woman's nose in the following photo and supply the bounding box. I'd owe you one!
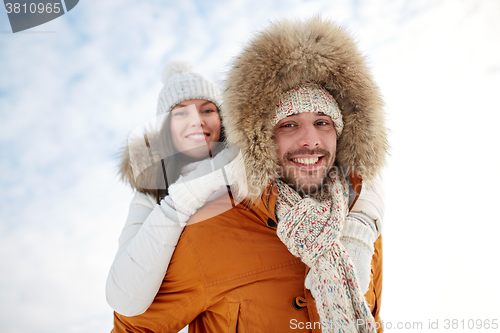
[188,110,204,127]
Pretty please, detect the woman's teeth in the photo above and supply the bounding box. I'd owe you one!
[187,134,206,139]
[291,157,319,165]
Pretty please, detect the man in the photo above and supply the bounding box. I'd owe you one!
[113,18,387,333]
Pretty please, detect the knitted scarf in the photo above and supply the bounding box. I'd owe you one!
[275,172,376,333]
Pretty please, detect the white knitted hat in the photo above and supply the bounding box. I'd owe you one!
[156,61,222,116]
[273,82,344,137]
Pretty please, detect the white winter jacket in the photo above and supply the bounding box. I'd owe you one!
[106,192,190,316]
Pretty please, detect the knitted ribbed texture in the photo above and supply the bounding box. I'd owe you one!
[167,147,247,215]
[351,182,385,236]
[342,214,376,248]
[340,215,376,294]
[273,83,344,137]
[275,174,376,333]
[156,61,222,116]
[167,168,225,215]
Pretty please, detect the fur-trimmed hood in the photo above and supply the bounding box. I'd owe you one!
[118,126,165,197]
[223,17,388,201]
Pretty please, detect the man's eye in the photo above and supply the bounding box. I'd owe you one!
[316,121,328,126]
[282,123,295,128]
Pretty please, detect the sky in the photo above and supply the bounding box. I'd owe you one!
[1,0,499,332]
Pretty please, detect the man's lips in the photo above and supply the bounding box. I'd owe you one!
[290,155,324,169]
[185,132,209,142]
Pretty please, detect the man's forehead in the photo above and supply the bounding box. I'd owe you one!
[272,83,344,137]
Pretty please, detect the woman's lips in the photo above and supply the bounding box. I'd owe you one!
[185,132,209,142]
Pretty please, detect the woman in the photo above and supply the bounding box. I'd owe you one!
[106,61,245,316]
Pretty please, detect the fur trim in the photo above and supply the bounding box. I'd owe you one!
[223,17,389,201]
[118,128,165,197]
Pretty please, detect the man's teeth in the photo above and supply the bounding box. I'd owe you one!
[291,157,319,165]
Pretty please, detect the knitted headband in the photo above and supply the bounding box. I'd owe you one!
[272,82,344,137]
[156,61,223,116]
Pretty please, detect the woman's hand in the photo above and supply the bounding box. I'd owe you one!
[168,145,248,215]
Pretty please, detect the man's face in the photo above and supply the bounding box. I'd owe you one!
[273,112,337,196]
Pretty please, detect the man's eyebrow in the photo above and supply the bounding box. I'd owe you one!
[284,111,329,118]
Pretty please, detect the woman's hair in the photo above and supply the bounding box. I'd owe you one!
[154,107,226,204]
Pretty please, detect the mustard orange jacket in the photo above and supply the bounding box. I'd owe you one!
[113,186,383,333]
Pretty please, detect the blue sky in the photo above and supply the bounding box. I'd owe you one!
[1,0,500,332]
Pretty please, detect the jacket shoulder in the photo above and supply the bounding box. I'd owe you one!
[130,191,156,209]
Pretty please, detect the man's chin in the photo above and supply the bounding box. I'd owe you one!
[278,162,332,196]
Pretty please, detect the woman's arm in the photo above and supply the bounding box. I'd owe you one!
[339,213,377,294]
[106,191,190,316]
[106,148,247,317]
[340,180,384,294]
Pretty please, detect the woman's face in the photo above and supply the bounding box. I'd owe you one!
[170,99,221,159]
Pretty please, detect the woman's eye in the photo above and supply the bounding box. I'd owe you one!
[173,111,185,116]
[202,109,215,114]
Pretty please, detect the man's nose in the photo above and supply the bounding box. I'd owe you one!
[298,123,320,147]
